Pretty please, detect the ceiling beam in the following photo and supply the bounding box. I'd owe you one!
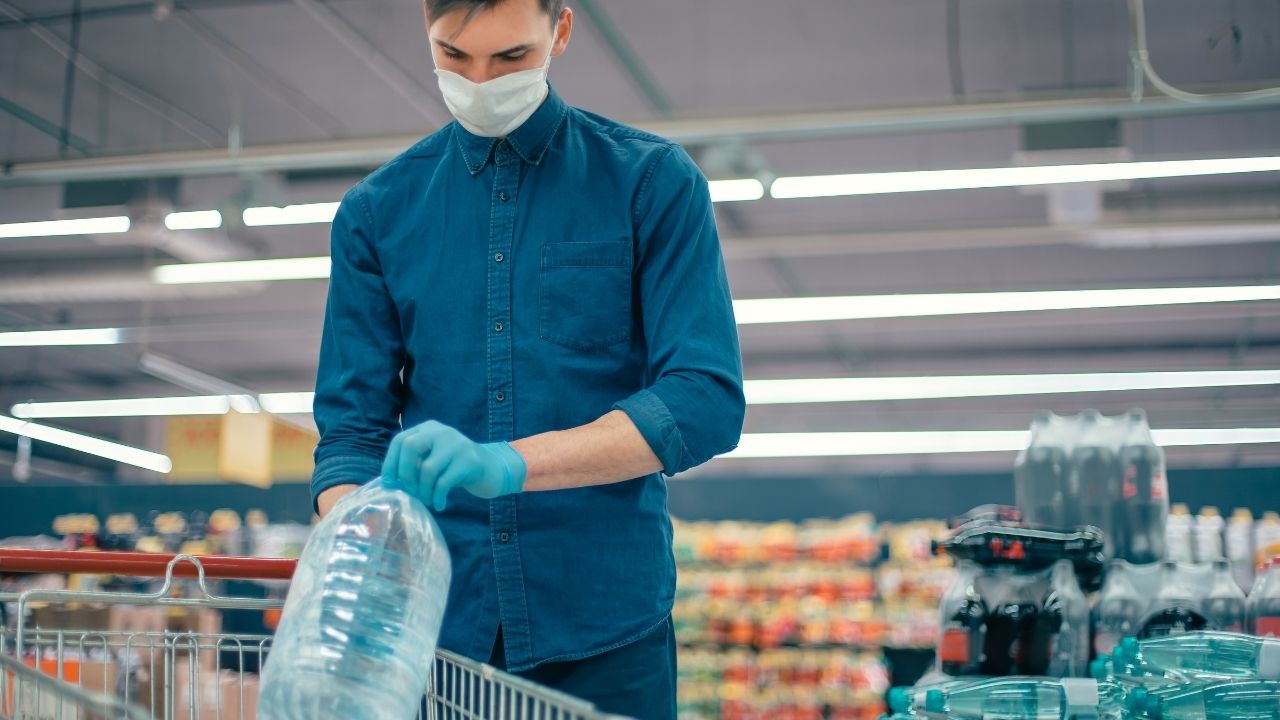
[5,86,1279,185]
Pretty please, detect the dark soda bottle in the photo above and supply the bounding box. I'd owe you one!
[1015,413,1069,531]
[1116,409,1167,563]
[982,571,1040,675]
[1072,411,1117,558]
[1142,561,1208,639]
[938,564,987,675]
[1203,559,1247,633]
[1248,558,1280,638]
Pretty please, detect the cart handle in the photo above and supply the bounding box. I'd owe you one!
[0,548,296,580]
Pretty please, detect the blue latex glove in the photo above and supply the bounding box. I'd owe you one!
[380,420,526,512]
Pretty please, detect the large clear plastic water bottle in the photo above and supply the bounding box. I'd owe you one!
[1135,631,1280,681]
[1136,679,1280,720]
[259,480,452,720]
[923,677,1126,720]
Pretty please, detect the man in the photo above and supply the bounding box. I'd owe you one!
[309,0,744,716]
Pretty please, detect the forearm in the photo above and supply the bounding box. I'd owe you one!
[316,483,359,517]
[512,409,662,492]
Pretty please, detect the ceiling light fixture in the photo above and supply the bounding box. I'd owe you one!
[242,202,340,227]
[0,328,123,347]
[0,414,173,473]
[733,285,1280,324]
[744,369,1280,404]
[725,427,1280,458]
[0,216,131,239]
[153,257,331,284]
[770,155,1280,199]
[164,210,223,230]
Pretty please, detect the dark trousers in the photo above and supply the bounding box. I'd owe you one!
[489,618,677,720]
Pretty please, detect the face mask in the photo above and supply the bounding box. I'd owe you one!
[435,46,552,138]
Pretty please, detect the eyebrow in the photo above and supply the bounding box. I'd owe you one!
[434,40,534,58]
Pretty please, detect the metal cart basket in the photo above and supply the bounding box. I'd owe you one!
[0,549,627,720]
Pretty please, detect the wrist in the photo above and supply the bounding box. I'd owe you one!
[483,441,527,495]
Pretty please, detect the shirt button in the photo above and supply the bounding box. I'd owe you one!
[494,252,504,263]
[499,191,509,202]
[499,532,509,543]
[495,391,505,402]
[494,321,504,333]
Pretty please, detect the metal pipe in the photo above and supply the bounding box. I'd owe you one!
[4,88,1279,185]
[0,548,298,580]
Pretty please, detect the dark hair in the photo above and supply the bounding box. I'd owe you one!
[425,0,565,28]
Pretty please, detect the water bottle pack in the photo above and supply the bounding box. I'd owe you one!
[1015,409,1168,564]
[937,559,1091,678]
[890,633,1280,719]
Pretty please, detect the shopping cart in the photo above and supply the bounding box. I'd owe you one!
[0,549,628,720]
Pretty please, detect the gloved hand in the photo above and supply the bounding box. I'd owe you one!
[380,420,526,512]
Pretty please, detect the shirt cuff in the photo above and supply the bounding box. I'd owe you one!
[613,389,693,476]
[311,453,383,513]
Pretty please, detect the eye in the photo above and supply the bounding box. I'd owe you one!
[500,52,528,62]
[443,49,464,59]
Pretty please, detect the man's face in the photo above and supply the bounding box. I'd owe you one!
[427,0,573,84]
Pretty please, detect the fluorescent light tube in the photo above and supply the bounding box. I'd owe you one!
[11,396,233,419]
[0,414,173,473]
[153,256,331,284]
[733,285,1280,324]
[745,369,1280,404]
[770,156,1280,199]
[725,427,1280,458]
[0,328,122,347]
[257,392,315,414]
[242,202,340,226]
[0,216,131,239]
[164,210,223,230]
[709,179,766,203]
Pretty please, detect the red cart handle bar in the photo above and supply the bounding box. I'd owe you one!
[0,548,297,580]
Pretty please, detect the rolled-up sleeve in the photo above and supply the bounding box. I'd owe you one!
[613,146,745,475]
[310,186,406,508]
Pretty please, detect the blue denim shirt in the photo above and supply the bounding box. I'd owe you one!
[310,87,745,671]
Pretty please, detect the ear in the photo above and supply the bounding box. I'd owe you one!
[551,6,573,57]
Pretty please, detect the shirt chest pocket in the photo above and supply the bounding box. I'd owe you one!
[539,241,633,351]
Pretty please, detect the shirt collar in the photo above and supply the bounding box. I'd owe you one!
[452,85,568,176]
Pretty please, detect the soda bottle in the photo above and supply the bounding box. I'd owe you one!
[1166,504,1194,564]
[1193,506,1226,563]
[1256,511,1280,570]
[1128,631,1280,681]
[937,562,987,676]
[1248,558,1280,638]
[982,571,1039,676]
[923,677,1126,720]
[1203,559,1247,632]
[1136,679,1280,720]
[1142,561,1207,639]
[1071,411,1117,556]
[1116,409,1167,563]
[1015,412,1069,531]
[1226,508,1256,593]
[1093,560,1146,658]
[1034,560,1089,678]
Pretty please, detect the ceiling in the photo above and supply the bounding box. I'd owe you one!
[1,0,1279,483]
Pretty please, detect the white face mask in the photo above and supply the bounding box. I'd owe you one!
[435,46,553,138]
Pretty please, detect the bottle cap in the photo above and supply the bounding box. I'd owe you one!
[887,687,909,713]
[1125,687,1148,714]
[1201,506,1221,517]
[1171,503,1190,516]
[1090,656,1110,680]
[1233,508,1254,522]
[924,689,946,714]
